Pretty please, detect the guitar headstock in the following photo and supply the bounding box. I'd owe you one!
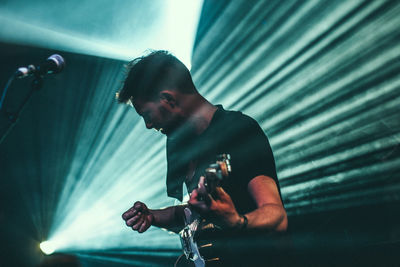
[204,154,231,193]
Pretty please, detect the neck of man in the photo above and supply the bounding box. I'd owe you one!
[182,94,217,136]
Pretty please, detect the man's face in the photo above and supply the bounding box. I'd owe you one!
[131,97,183,136]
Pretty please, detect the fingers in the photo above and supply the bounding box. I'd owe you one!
[189,187,214,213]
[125,212,152,233]
[214,186,229,201]
[138,217,152,233]
[126,211,142,227]
[122,201,144,220]
[196,176,212,203]
[132,215,145,230]
[122,208,138,221]
[198,176,207,194]
[122,201,152,233]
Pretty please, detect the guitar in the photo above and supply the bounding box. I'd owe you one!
[177,154,232,267]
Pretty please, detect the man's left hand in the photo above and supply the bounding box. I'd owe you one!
[188,176,242,229]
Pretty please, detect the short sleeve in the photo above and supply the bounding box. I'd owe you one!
[227,114,278,187]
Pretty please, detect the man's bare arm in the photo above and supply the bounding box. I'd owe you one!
[188,175,287,232]
[150,204,187,232]
[122,202,186,233]
[245,175,287,231]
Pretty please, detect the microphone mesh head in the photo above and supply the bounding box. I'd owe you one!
[48,54,65,73]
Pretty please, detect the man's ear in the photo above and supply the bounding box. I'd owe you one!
[159,91,177,108]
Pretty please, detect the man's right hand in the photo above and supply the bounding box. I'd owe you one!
[122,201,154,233]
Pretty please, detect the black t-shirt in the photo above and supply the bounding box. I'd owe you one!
[166,105,281,214]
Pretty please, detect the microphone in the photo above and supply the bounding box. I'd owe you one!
[16,54,65,78]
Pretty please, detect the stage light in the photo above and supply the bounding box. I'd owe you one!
[45,113,179,253]
[0,0,203,68]
[40,241,56,255]
[0,0,202,258]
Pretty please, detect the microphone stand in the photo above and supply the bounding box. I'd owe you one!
[0,73,44,145]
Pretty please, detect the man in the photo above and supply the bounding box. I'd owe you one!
[119,50,287,253]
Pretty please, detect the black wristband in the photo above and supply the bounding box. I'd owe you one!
[241,214,248,229]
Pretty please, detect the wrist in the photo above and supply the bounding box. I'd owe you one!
[147,209,156,225]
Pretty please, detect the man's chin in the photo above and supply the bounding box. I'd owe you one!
[160,127,181,137]
[159,120,186,137]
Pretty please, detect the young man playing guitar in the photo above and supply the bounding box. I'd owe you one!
[119,51,287,265]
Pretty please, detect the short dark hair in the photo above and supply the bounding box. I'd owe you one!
[117,50,197,104]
